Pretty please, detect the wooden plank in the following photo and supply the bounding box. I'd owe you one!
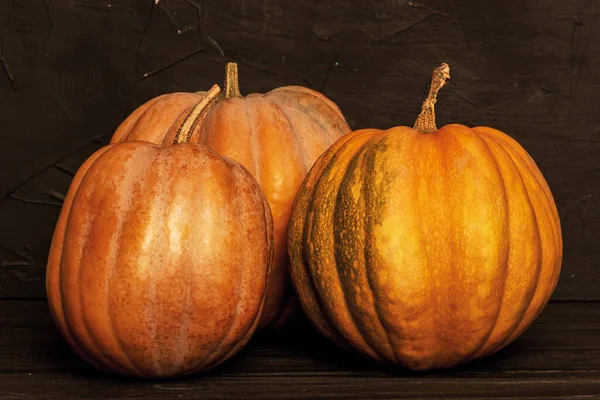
[0,301,599,399]
[1,0,600,299]
[0,372,599,400]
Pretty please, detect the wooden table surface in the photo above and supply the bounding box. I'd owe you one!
[0,300,598,399]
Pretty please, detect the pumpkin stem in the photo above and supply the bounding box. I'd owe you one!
[173,84,222,144]
[413,63,450,133]
[224,62,242,98]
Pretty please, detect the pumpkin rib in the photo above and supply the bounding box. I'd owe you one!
[290,131,369,345]
[103,145,156,377]
[470,130,542,358]
[381,127,440,367]
[202,157,271,371]
[267,86,346,129]
[488,136,560,348]
[150,149,183,375]
[281,94,346,146]
[50,145,117,374]
[71,149,126,374]
[474,127,561,250]
[203,160,248,368]
[467,132,518,360]
[460,131,513,362]
[206,180,272,371]
[331,136,392,362]
[265,99,310,172]
[295,162,345,343]
[173,168,194,373]
[402,133,442,367]
[361,135,401,363]
[422,127,510,368]
[245,101,262,184]
[474,131,541,358]
[436,130,457,365]
[480,134,545,356]
[294,176,335,340]
[69,144,145,375]
[304,135,377,352]
[309,135,385,360]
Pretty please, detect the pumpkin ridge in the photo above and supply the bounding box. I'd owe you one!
[209,183,272,371]
[265,99,310,172]
[308,134,385,358]
[267,86,346,127]
[465,130,542,357]
[411,135,436,366]
[304,135,374,349]
[373,128,433,366]
[481,133,545,355]
[245,100,262,183]
[481,128,562,255]
[292,134,365,343]
[472,130,542,358]
[360,134,401,363]
[69,145,146,375]
[492,136,560,344]
[52,145,117,374]
[202,160,247,368]
[461,131,512,362]
[304,149,353,344]
[331,135,391,361]
[105,145,157,377]
[474,128,558,217]
[157,148,194,374]
[420,132,449,366]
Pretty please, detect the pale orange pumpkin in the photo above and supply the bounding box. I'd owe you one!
[47,86,274,377]
[110,63,350,329]
[287,64,562,370]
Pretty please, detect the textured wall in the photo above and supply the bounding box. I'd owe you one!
[0,0,599,299]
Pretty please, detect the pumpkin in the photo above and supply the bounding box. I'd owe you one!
[287,64,562,370]
[46,85,274,378]
[110,63,350,329]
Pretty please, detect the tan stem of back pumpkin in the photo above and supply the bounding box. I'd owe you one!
[287,63,562,370]
[110,63,350,329]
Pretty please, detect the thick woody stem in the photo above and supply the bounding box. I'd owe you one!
[173,84,221,144]
[224,62,242,98]
[413,63,450,133]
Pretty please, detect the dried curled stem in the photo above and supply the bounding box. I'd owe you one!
[173,84,221,144]
[413,63,450,133]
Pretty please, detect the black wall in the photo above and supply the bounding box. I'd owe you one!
[1,0,598,299]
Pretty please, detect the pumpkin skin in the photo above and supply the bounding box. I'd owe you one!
[46,140,273,378]
[110,64,350,329]
[287,66,562,370]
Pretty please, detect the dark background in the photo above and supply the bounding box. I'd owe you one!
[0,0,598,300]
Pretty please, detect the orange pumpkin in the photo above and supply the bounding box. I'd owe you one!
[287,64,562,370]
[110,63,350,329]
[47,86,274,377]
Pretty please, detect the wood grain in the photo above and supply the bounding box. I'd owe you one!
[0,300,599,399]
[1,0,599,299]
